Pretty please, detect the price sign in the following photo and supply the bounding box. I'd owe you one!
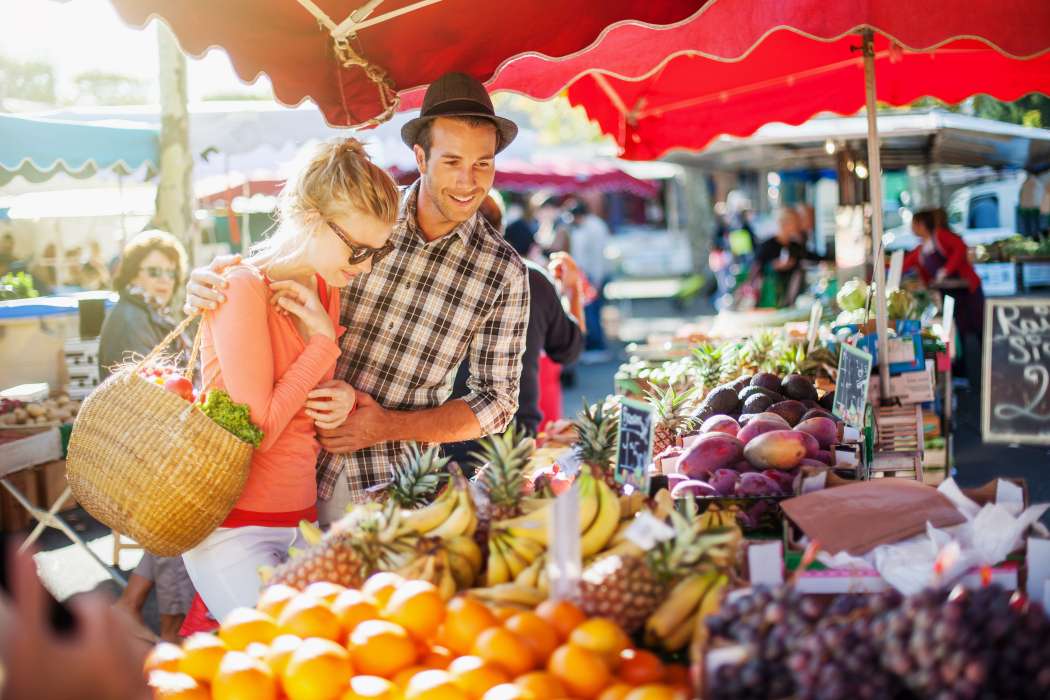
[832,343,873,428]
[614,398,655,494]
[981,298,1050,445]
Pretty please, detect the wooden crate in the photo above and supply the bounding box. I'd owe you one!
[35,459,77,513]
[1,469,42,533]
[871,404,924,480]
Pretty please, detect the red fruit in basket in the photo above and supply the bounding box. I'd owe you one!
[164,377,195,401]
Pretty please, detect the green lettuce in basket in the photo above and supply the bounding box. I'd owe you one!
[199,390,263,448]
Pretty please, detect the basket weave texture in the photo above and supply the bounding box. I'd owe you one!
[66,316,251,556]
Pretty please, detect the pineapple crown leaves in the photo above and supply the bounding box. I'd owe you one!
[470,424,535,503]
[387,443,451,508]
[644,385,699,432]
[647,496,740,580]
[302,501,419,574]
[776,343,808,376]
[573,398,619,470]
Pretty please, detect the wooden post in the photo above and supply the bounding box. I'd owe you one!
[154,22,194,257]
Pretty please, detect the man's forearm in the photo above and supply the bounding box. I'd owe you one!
[385,399,484,444]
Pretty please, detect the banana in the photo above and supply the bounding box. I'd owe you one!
[402,484,458,534]
[497,471,599,547]
[495,534,530,580]
[618,490,646,518]
[689,573,729,658]
[468,583,547,608]
[536,564,549,596]
[662,609,699,651]
[519,497,552,514]
[514,554,543,588]
[597,537,645,559]
[698,504,721,531]
[435,551,458,601]
[447,549,477,590]
[575,471,601,534]
[445,535,484,576]
[500,532,546,565]
[645,570,719,640]
[580,478,622,557]
[462,506,479,538]
[298,520,324,546]
[485,537,512,586]
[428,488,474,539]
[652,488,675,520]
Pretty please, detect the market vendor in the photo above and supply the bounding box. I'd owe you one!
[751,208,808,308]
[902,208,985,383]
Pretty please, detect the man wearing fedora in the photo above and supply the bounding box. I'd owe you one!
[186,72,529,525]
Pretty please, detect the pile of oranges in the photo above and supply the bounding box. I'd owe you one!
[146,573,692,700]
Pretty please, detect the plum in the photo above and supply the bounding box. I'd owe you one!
[736,472,782,497]
[709,468,739,496]
[761,469,797,495]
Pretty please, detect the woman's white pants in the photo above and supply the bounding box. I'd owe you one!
[181,525,306,622]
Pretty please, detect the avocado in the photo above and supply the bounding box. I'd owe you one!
[742,393,776,415]
[738,385,785,404]
[750,372,784,392]
[781,374,818,402]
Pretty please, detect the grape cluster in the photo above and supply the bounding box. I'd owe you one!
[704,584,1050,700]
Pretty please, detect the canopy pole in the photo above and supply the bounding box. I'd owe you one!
[863,30,892,401]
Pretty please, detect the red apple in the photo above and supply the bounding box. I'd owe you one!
[163,376,194,402]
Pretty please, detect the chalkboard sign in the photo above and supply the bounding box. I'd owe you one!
[833,343,874,428]
[614,398,654,494]
[982,298,1050,445]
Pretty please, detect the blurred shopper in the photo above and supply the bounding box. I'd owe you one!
[80,239,113,291]
[569,200,611,360]
[751,207,806,308]
[902,208,984,385]
[99,229,194,643]
[448,194,585,472]
[0,233,19,275]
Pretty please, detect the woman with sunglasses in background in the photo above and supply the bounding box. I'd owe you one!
[99,228,195,642]
[179,138,400,625]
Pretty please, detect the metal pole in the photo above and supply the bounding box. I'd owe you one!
[863,30,892,400]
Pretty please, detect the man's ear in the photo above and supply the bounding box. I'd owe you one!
[413,144,427,174]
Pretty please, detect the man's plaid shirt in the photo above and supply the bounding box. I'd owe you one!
[316,181,530,501]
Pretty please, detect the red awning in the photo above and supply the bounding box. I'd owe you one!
[474,0,1050,160]
[109,0,703,128]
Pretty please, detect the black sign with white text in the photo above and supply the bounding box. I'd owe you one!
[982,298,1050,445]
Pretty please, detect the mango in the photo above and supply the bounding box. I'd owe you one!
[737,418,789,445]
[699,414,740,437]
[679,434,744,480]
[795,417,838,449]
[742,430,808,470]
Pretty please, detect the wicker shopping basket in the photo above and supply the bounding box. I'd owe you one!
[66,315,252,556]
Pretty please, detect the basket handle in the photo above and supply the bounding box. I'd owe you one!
[131,312,204,382]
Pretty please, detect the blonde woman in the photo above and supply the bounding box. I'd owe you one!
[181,139,400,622]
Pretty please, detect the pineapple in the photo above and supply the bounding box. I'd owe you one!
[646,385,698,455]
[574,499,739,633]
[717,341,745,384]
[268,502,416,590]
[387,443,450,508]
[471,425,535,522]
[740,331,777,374]
[691,344,723,396]
[574,400,619,489]
[775,343,807,376]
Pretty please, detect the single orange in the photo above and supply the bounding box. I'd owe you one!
[144,642,185,678]
[420,644,455,670]
[178,634,227,683]
[282,637,353,700]
[404,669,471,700]
[503,612,559,664]
[479,684,533,700]
[471,626,536,677]
[569,619,631,667]
[349,620,419,678]
[332,589,381,638]
[624,685,686,700]
[442,597,498,655]
[598,683,632,700]
[256,584,300,619]
[362,572,406,607]
[303,581,347,605]
[534,600,586,641]
[263,634,302,677]
[383,580,446,641]
[447,655,510,698]
[211,651,277,700]
[277,593,342,641]
[490,606,518,623]
[342,675,403,699]
[548,644,611,699]
[219,608,279,651]
[147,670,210,700]
[617,649,665,685]
[245,642,271,661]
[514,671,566,698]
[393,666,431,688]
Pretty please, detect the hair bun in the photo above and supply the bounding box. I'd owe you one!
[338,137,369,160]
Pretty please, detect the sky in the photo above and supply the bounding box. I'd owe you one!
[6,0,272,103]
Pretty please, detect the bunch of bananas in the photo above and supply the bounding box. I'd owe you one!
[401,471,478,540]
[645,569,729,652]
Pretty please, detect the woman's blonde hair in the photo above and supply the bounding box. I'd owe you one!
[250,138,400,270]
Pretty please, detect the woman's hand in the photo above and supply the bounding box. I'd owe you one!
[305,379,356,430]
[183,254,241,315]
[268,279,336,341]
[549,252,583,291]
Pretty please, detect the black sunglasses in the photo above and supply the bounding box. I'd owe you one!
[326,221,394,266]
[144,266,177,280]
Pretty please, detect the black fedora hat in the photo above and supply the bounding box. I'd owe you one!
[401,72,517,153]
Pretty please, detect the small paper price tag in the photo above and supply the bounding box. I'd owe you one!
[547,480,582,600]
[624,511,674,551]
[554,449,582,478]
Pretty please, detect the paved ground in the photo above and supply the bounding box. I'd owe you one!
[25,294,1049,637]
